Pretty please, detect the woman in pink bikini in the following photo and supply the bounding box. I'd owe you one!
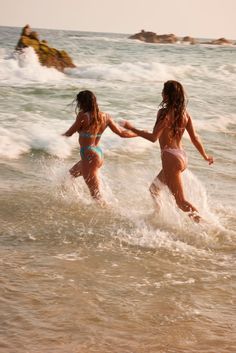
[122,80,213,221]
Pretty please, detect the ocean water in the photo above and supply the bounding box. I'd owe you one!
[0,26,235,353]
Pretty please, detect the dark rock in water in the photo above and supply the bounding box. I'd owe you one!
[157,33,178,44]
[129,30,157,42]
[129,30,234,47]
[205,37,233,45]
[15,24,76,72]
[182,36,198,44]
[129,30,179,44]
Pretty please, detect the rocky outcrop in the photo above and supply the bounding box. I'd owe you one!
[129,30,178,44]
[205,37,233,45]
[129,30,233,46]
[182,36,198,45]
[15,25,76,72]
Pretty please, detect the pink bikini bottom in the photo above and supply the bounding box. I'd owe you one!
[162,147,187,167]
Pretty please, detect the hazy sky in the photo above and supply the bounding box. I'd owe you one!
[0,0,235,39]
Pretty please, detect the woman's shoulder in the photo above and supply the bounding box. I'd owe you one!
[77,110,88,118]
[99,111,111,123]
[157,107,167,116]
[99,110,110,117]
[157,108,171,125]
[157,107,170,121]
[77,110,90,123]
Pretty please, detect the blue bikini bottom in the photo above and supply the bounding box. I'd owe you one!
[80,146,103,160]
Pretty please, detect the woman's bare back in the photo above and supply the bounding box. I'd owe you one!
[159,110,189,150]
[78,111,109,147]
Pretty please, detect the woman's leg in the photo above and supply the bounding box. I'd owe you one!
[68,151,105,204]
[150,170,166,196]
[69,160,83,177]
[81,152,104,203]
[162,151,200,222]
[149,170,166,211]
[83,168,102,201]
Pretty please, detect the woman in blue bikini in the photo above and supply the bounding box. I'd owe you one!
[122,80,213,221]
[63,90,136,203]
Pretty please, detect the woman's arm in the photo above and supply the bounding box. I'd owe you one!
[107,116,137,138]
[62,113,84,137]
[122,110,166,143]
[186,114,213,164]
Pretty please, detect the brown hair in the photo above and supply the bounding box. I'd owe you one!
[160,80,186,136]
[75,90,103,133]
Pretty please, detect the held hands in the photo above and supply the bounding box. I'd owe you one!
[205,155,214,165]
[62,132,70,137]
[119,120,134,130]
[118,120,137,138]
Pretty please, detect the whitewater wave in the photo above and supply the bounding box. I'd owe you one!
[44,158,228,254]
[68,60,236,84]
[69,61,195,82]
[1,46,235,88]
[0,116,76,159]
[0,111,233,160]
[0,47,64,86]
[196,113,236,133]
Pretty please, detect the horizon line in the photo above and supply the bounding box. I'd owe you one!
[0,25,235,41]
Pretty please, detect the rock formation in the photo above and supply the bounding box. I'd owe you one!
[182,36,198,45]
[129,30,178,44]
[129,30,233,46]
[206,37,233,45]
[15,25,76,72]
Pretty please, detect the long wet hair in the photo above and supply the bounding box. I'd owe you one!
[159,80,186,136]
[75,90,103,133]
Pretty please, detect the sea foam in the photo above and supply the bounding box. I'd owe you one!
[68,59,236,85]
[0,114,76,159]
[0,47,64,86]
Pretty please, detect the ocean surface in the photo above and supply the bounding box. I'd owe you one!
[0,26,235,353]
